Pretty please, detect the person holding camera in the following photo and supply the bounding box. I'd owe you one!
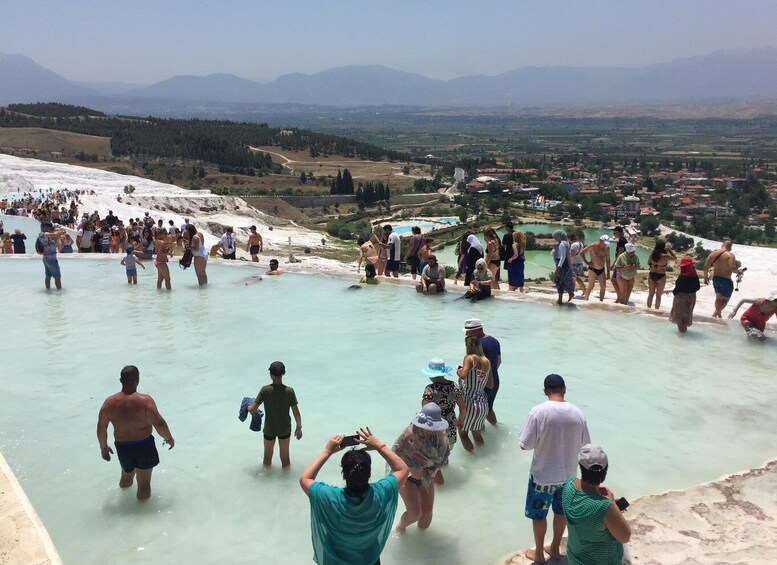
[299,428,408,565]
[562,444,631,565]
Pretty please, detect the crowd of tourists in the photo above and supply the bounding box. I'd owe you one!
[354,221,775,340]
[1,188,281,290]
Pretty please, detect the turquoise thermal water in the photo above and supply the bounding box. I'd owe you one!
[0,258,775,564]
[435,223,653,280]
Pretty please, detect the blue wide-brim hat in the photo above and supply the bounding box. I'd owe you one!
[411,402,449,432]
[419,358,453,378]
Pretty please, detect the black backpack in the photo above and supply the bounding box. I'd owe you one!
[35,235,44,254]
[179,249,193,269]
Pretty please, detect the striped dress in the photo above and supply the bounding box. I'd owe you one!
[459,362,489,432]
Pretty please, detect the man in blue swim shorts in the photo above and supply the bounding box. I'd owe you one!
[97,365,175,501]
[519,374,590,564]
[703,239,743,318]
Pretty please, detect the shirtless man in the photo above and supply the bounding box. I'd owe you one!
[580,235,611,301]
[97,365,174,501]
[703,239,742,318]
[247,225,263,262]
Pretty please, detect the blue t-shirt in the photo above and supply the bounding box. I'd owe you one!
[308,474,399,565]
[481,335,501,383]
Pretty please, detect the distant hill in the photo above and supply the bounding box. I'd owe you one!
[2,47,777,110]
[126,73,263,103]
[0,53,98,105]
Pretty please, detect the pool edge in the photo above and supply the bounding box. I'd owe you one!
[0,452,64,565]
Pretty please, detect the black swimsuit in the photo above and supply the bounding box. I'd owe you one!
[590,266,605,276]
[649,272,666,282]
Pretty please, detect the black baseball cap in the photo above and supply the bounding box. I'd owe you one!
[544,374,565,389]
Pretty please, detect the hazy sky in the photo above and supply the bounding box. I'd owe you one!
[2,0,777,84]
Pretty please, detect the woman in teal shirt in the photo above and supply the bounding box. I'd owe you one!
[300,428,408,565]
[562,444,631,565]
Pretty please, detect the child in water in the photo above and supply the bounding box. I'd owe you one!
[121,245,145,284]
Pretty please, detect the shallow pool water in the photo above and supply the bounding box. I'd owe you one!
[0,258,775,564]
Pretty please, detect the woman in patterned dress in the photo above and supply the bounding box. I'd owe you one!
[420,358,465,485]
[456,336,493,452]
[552,230,575,305]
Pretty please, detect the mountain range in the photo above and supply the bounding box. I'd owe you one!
[2,47,777,112]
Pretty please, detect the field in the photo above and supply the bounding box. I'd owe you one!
[274,109,777,164]
[0,127,112,157]
[248,146,427,192]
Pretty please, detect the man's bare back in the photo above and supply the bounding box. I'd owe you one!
[97,366,174,500]
[100,392,157,442]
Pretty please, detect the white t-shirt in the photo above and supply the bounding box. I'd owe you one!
[220,232,236,254]
[387,233,401,261]
[519,400,590,485]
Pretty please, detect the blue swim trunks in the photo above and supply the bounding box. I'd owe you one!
[525,476,564,520]
[712,275,734,298]
[42,256,61,278]
[115,435,160,473]
[126,268,137,277]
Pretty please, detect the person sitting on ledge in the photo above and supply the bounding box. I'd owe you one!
[461,258,492,302]
[360,263,379,285]
[416,255,445,294]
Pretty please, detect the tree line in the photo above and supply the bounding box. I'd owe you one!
[5,102,105,118]
[0,103,412,170]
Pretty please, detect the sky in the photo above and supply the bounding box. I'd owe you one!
[2,0,777,85]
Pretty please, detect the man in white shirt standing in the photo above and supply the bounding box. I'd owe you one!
[519,374,590,564]
[381,224,402,278]
[220,226,237,260]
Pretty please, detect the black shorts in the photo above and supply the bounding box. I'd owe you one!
[407,256,421,274]
[224,252,236,260]
[385,259,400,272]
[250,245,260,255]
[115,435,160,473]
[264,433,291,441]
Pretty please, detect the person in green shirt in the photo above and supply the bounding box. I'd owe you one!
[248,361,302,467]
[562,444,631,565]
[612,243,641,305]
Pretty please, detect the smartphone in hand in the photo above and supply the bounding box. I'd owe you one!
[616,497,629,511]
[339,435,360,449]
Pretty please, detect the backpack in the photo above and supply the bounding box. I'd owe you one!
[35,235,44,254]
[179,249,193,269]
